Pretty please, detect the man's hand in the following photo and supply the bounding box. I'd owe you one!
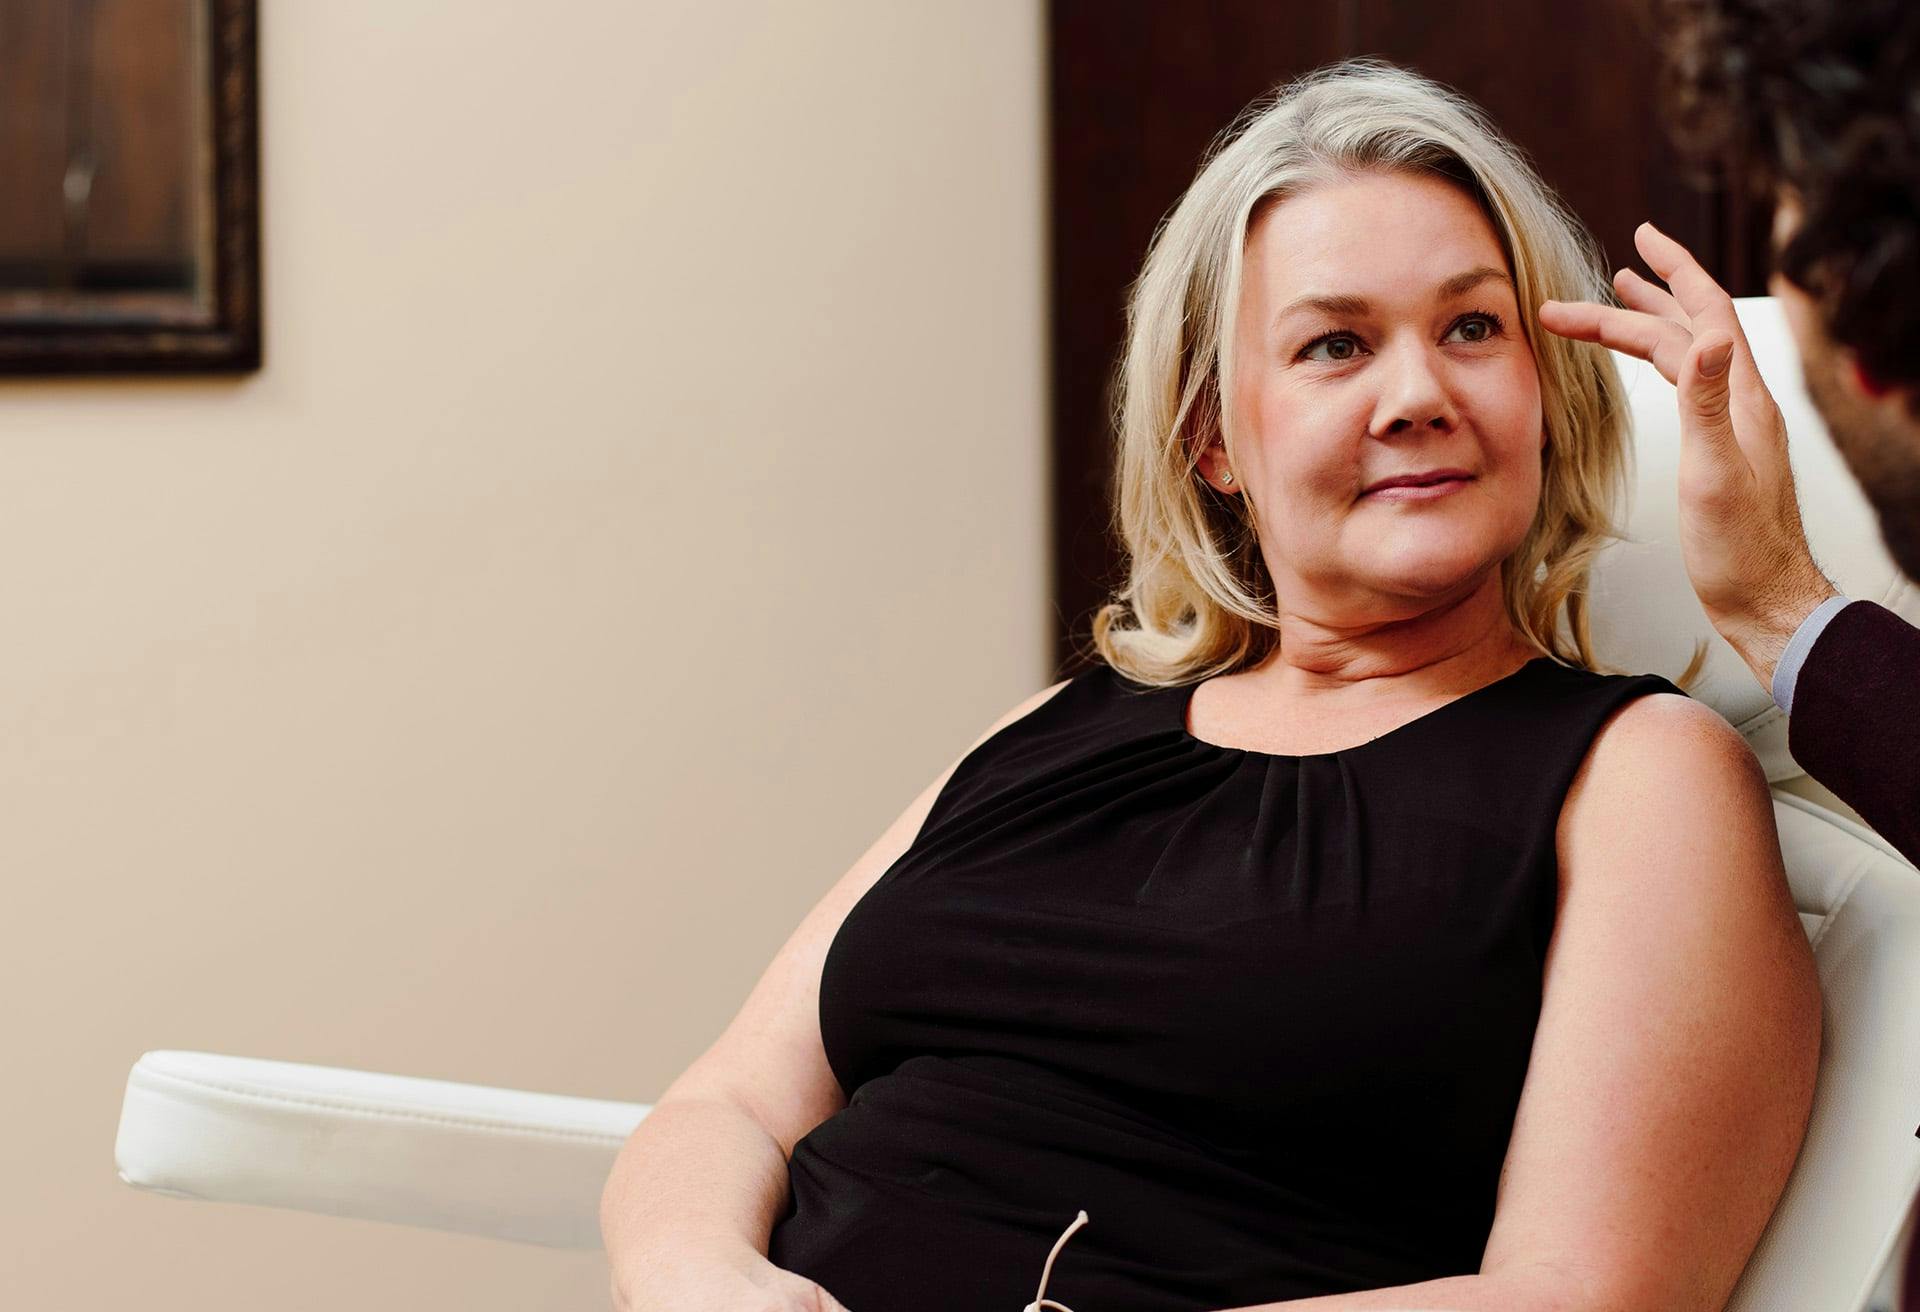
[1538,220,1840,695]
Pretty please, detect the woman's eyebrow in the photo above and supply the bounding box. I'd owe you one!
[1272,292,1371,329]
[1437,265,1512,298]
[1271,266,1513,331]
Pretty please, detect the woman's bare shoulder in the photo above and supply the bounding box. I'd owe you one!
[1498,691,1818,1308]
[1557,690,1771,866]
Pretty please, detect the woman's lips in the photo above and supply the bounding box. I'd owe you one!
[1364,475,1473,501]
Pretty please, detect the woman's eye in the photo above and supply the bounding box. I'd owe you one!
[1302,334,1362,363]
[1447,312,1503,343]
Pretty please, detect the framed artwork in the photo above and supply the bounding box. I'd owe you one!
[0,0,259,374]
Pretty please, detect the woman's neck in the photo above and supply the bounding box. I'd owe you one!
[1251,582,1540,699]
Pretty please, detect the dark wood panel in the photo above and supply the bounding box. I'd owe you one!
[1346,0,1748,288]
[1047,0,1768,671]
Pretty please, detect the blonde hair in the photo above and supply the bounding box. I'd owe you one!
[1091,60,1681,687]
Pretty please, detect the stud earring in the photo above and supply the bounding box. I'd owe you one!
[1221,470,1235,487]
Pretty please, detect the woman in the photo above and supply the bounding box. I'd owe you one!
[601,62,1819,1312]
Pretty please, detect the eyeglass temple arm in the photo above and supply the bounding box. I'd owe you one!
[1023,1210,1091,1312]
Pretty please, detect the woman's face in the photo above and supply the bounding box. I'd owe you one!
[1220,170,1545,622]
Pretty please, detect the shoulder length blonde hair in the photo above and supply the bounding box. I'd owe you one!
[1091,60,1637,687]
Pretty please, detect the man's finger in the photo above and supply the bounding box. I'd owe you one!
[1613,266,1686,325]
[1634,222,1743,331]
[1538,299,1692,383]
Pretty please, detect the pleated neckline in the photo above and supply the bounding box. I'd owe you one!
[1167,655,1556,762]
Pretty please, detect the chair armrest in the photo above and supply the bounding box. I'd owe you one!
[114,1050,650,1249]
[1729,795,1920,1312]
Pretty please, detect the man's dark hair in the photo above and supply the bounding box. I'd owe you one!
[1664,0,1920,391]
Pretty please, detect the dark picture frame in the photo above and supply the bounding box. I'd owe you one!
[0,0,260,375]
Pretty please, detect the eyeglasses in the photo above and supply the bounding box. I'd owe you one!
[1024,1210,1091,1312]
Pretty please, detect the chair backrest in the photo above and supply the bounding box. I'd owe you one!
[1584,296,1920,1312]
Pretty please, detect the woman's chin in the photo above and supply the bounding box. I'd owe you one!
[1361,548,1509,600]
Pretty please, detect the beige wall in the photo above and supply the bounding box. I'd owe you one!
[1,2,1046,1307]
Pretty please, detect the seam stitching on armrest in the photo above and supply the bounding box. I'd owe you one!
[135,1065,632,1146]
[1873,574,1914,611]
[1773,789,1915,870]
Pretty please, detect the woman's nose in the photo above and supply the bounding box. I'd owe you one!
[1369,344,1459,437]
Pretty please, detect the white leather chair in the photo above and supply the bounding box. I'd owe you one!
[114,297,1920,1311]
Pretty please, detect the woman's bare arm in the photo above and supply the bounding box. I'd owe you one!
[599,679,1071,1305]
[1214,693,1822,1312]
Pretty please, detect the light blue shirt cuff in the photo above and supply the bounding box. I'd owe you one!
[1771,595,1854,715]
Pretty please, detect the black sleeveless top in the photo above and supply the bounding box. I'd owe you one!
[768,656,1683,1311]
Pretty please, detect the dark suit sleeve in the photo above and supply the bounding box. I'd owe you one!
[1786,600,1920,867]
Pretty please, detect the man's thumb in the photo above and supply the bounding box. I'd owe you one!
[1697,334,1734,379]
[1679,332,1740,459]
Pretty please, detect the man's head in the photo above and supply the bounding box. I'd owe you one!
[1773,196,1920,579]
[1666,0,1920,577]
